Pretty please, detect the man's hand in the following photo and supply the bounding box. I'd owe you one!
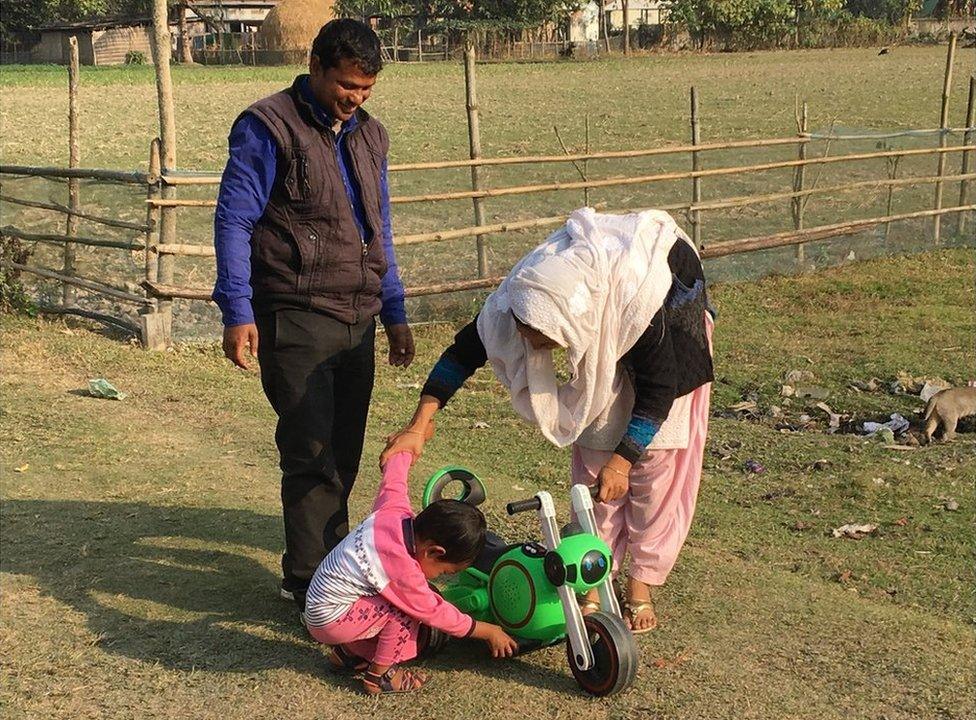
[385,323,415,367]
[223,323,259,369]
[597,454,633,503]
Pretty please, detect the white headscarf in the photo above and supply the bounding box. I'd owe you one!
[476,208,683,449]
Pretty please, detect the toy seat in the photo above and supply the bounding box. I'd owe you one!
[473,531,518,575]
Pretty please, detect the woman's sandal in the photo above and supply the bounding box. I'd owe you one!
[324,645,369,675]
[622,600,658,635]
[361,665,428,695]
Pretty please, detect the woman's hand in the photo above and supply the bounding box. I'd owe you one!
[380,421,435,468]
[597,454,633,502]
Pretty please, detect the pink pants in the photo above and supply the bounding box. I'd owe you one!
[306,596,419,667]
[571,378,712,586]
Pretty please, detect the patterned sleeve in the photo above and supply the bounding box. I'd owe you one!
[420,316,488,407]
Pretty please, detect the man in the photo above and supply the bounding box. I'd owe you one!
[212,19,413,612]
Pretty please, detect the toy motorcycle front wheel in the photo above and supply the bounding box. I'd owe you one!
[566,611,638,697]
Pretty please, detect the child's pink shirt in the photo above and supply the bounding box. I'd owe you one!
[304,452,475,638]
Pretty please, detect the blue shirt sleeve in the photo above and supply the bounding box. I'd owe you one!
[212,114,276,327]
[378,158,408,326]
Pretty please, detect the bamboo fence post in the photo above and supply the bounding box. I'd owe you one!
[63,36,80,307]
[933,33,957,244]
[141,139,166,349]
[884,155,900,241]
[792,101,808,268]
[464,45,488,278]
[151,0,177,345]
[957,75,975,236]
[145,139,161,294]
[690,87,702,249]
[584,116,591,207]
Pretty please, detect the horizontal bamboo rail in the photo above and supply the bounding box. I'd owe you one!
[138,203,976,301]
[153,242,215,256]
[155,129,976,182]
[0,191,151,232]
[394,171,976,246]
[148,198,215,208]
[1,226,145,251]
[701,204,976,259]
[145,171,976,255]
[390,144,974,205]
[142,280,209,300]
[406,276,506,297]
[0,165,148,184]
[4,261,150,305]
[149,147,976,213]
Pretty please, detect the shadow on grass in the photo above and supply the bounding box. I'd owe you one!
[1,499,577,693]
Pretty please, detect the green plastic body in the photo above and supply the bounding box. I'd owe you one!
[443,545,568,643]
[422,466,487,508]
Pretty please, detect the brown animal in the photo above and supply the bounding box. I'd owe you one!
[923,386,976,443]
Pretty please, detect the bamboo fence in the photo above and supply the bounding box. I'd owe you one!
[0,16,973,348]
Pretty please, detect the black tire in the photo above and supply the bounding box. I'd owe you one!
[416,623,449,659]
[566,610,638,697]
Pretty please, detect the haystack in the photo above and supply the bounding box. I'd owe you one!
[256,0,336,52]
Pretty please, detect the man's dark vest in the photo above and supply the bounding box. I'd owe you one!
[241,75,389,325]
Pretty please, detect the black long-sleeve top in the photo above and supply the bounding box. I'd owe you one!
[421,239,714,462]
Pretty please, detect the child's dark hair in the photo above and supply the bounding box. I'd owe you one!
[311,19,383,76]
[414,500,487,565]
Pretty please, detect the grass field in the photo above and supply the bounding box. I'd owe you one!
[2,46,975,309]
[2,248,974,719]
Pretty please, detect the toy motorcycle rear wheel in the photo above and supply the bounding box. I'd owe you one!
[416,623,449,659]
[566,610,638,696]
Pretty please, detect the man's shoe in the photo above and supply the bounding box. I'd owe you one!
[279,580,295,602]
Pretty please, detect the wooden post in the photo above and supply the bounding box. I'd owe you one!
[151,0,176,345]
[792,101,808,267]
[623,0,631,55]
[393,24,399,62]
[177,2,194,64]
[933,33,957,244]
[601,0,610,53]
[63,36,80,307]
[464,45,488,278]
[690,87,702,249]
[957,75,975,236]
[418,28,423,62]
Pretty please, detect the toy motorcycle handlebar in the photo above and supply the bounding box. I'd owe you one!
[506,497,542,515]
[507,486,600,515]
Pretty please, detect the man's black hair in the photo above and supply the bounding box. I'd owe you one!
[413,500,487,565]
[311,18,383,76]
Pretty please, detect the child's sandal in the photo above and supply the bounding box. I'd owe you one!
[325,645,369,675]
[362,665,428,695]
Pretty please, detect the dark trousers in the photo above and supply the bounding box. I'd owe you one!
[255,309,375,607]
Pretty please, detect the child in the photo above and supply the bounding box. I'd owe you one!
[304,451,518,694]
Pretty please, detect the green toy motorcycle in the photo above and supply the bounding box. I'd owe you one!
[418,467,638,696]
